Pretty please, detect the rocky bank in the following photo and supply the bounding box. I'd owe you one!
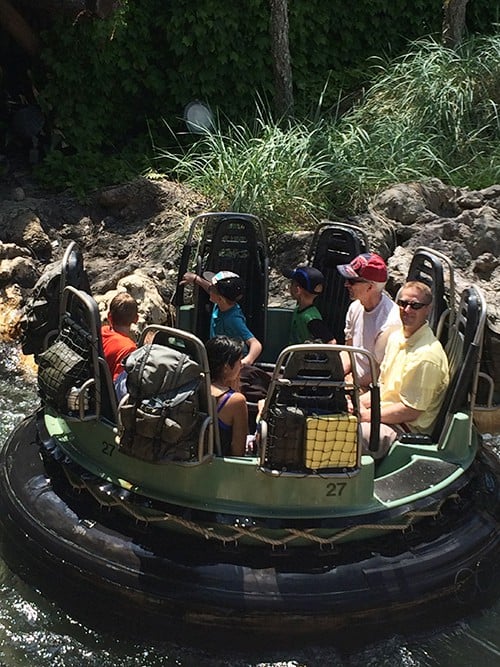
[1,172,499,374]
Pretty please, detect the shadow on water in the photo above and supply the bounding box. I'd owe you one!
[2,343,500,666]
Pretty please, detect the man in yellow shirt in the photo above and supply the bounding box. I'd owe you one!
[358,281,449,458]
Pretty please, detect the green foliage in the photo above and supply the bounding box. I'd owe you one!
[36,1,170,193]
[32,0,500,194]
[35,147,147,199]
[329,34,500,208]
[156,34,500,230]
[155,111,333,232]
[165,0,272,118]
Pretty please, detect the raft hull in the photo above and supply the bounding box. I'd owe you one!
[2,414,500,644]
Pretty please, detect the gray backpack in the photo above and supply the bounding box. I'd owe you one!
[117,344,204,462]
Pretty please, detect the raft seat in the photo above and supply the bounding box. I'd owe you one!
[434,287,483,447]
[258,345,361,475]
[308,221,369,344]
[406,247,451,337]
[37,286,117,423]
[175,213,269,346]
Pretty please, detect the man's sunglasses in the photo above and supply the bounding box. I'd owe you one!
[397,299,429,311]
[346,278,368,285]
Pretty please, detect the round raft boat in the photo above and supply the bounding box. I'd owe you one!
[1,223,500,643]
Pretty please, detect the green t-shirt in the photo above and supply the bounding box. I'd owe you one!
[289,304,324,344]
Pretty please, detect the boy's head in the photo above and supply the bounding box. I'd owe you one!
[203,270,244,303]
[283,266,325,297]
[108,292,138,327]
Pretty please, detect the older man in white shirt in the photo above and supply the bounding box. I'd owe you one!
[337,252,400,388]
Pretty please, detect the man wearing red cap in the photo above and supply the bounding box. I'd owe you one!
[337,252,400,387]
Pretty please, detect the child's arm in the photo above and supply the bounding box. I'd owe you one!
[181,272,211,293]
[229,392,249,456]
[242,336,262,365]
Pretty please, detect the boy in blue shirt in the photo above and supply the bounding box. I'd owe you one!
[181,270,262,366]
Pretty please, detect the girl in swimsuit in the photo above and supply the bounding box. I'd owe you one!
[206,336,248,457]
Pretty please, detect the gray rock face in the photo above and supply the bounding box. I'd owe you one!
[0,176,498,336]
[365,181,500,332]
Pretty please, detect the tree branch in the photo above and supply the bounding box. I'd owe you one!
[0,0,40,56]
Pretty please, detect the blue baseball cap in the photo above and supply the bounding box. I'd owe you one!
[283,266,325,294]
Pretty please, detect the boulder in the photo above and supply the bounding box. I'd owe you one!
[0,256,39,288]
[0,210,52,259]
[94,271,175,335]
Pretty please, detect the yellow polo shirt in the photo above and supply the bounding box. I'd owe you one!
[379,324,449,433]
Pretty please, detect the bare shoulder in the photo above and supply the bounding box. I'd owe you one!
[229,391,247,406]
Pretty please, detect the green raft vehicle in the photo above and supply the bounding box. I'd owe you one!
[1,213,500,644]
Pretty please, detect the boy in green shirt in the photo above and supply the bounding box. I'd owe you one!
[283,266,334,344]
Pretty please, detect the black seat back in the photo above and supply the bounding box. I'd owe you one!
[308,221,369,344]
[38,286,117,423]
[406,248,452,338]
[21,241,91,359]
[432,286,483,442]
[175,212,268,344]
[279,347,347,415]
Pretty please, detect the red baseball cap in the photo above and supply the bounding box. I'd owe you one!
[337,253,388,282]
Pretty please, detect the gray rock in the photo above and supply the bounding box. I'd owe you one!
[0,256,38,288]
[11,187,25,202]
[0,210,52,259]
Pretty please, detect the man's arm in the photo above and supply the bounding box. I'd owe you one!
[306,318,336,344]
[359,400,422,424]
[340,337,353,375]
[373,325,399,365]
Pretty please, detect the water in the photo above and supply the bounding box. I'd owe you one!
[2,343,500,666]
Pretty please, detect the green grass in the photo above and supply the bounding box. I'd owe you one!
[155,33,500,231]
[154,114,334,232]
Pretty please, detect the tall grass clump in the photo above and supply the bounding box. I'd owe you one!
[330,34,500,208]
[155,33,500,227]
[154,114,336,233]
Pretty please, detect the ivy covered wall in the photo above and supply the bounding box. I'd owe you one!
[35,0,499,187]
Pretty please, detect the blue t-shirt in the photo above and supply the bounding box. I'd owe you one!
[210,304,254,346]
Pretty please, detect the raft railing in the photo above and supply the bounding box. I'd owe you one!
[38,285,117,423]
[135,324,217,460]
[258,343,380,476]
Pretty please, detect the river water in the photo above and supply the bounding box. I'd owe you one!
[2,343,500,667]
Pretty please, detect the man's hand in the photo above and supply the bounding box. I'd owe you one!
[358,404,371,422]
